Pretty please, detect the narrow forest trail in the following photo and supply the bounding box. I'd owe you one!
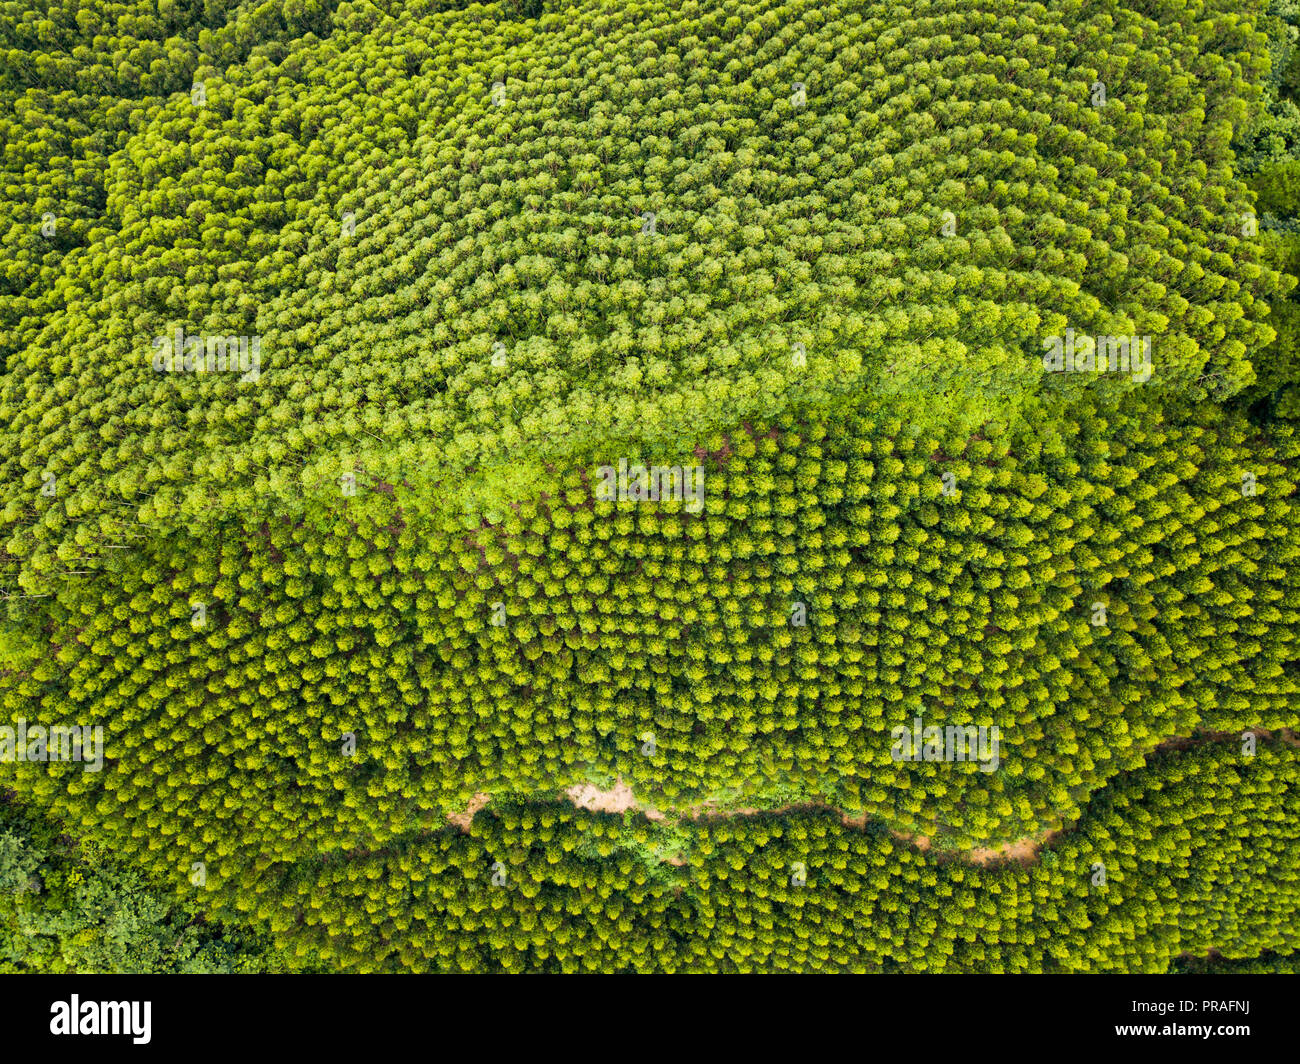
[443,728,1300,866]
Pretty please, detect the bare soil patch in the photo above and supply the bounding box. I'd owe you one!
[566,778,665,820]
[890,828,1059,866]
[446,792,491,831]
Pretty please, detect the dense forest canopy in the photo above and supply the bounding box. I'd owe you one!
[1,0,1298,972]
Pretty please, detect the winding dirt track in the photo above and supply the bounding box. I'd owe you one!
[444,729,1299,866]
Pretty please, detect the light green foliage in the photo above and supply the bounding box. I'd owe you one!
[0,0,1283,581]
[0,0,1297,973]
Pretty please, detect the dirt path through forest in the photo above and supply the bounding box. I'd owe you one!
[444,728,1297,863]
